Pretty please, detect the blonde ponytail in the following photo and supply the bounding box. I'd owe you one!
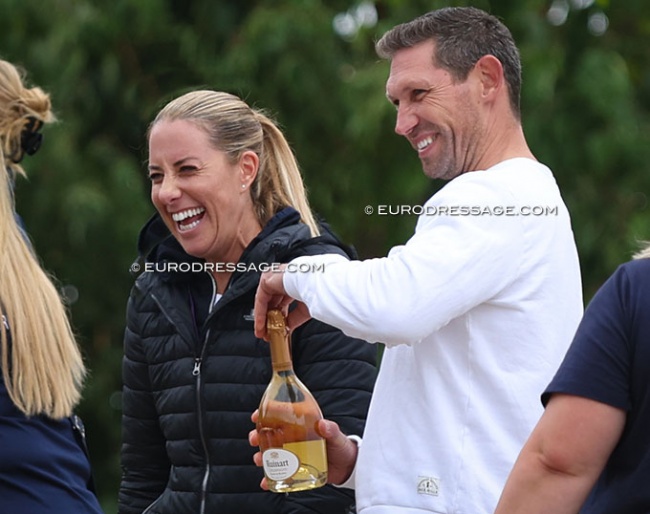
[253,112,319,237]
[0,59,86,419]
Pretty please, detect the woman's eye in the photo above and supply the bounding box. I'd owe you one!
[148,173,162,183]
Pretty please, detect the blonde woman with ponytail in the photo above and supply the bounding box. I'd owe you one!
[119,90,376,514]
[0,59,102,513]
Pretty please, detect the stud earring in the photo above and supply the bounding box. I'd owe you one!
[241,184,246,189]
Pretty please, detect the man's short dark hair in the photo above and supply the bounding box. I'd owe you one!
[376,7,522,119]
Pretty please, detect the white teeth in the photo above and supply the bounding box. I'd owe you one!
[178,219,200,232]
[417,136,434,150]
[172,207,205,222]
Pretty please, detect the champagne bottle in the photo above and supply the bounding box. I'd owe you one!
[257,309,328,493]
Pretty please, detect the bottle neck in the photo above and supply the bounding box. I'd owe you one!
[268,328,293,372]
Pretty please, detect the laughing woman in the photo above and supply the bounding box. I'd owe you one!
[118,90,377,514]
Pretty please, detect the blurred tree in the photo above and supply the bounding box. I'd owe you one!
[513,0,650,298]
[1,0,649,511]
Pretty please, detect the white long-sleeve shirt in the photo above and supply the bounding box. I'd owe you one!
[284,158,583,514]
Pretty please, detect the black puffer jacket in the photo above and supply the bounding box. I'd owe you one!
[119,208,377,514]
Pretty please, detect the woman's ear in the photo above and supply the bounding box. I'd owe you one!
[239,150,259,188]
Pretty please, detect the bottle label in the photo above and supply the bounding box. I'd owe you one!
[262,448,300,480]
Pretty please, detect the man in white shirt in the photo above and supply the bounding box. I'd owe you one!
[251,6,583,514]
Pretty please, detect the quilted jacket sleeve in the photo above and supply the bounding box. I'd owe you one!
[118,285,171,514]
[284,318,378,513]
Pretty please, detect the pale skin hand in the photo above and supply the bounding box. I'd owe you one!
[254,265,312,339]
[249,410,359,489]
[494,393,626,514]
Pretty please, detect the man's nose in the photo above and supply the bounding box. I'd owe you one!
[394,105,417,136]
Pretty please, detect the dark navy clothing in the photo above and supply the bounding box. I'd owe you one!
[543,258,650,514]
[0,368,102,514]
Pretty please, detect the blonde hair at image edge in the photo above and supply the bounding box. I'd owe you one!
[0,59,86,419]
[150,90,321,237]
[634,241,650,260]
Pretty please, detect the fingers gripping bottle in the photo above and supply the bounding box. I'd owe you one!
[257,309,328,493]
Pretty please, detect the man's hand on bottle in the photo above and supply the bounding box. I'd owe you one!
[254,265,312,339]
[249,410,359,489]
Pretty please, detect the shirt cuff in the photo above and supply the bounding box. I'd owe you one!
[282,254,347,302]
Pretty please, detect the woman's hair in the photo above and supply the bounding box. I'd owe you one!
[149,90,320,236]
[633,242,650,260]
[376,6,522,120]
[0,59,86,419]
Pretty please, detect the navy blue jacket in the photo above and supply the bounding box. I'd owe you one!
[544,258,650,513]
[0,317,103,514]
[119,209,377,514]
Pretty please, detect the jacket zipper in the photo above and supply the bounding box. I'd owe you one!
[141,496,163,514]
[195,275,219,514]
[194,331,210,514]
[151,291,212,514]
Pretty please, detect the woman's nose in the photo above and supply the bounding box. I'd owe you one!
[157,176,181,203]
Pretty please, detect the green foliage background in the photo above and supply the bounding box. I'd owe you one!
[1,0,649,511]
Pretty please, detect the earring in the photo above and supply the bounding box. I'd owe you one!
[241,184,246,189]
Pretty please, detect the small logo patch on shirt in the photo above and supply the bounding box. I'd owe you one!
[417,476,440,496]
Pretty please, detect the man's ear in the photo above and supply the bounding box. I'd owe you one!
[474,54,504,101]
[239,150,259,187]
